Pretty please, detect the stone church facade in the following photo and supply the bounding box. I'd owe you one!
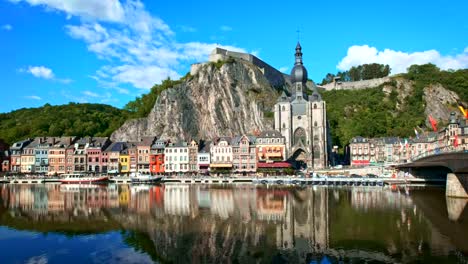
[274,43,328,169]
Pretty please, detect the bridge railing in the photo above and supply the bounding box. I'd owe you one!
[410,143,468,161]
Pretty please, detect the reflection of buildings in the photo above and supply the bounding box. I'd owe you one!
[0,184,464,263]
[210,189,234,219]
[47,185,64,212]
[257,189,287,221]
[164,185,193,216]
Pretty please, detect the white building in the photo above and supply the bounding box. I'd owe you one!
[164,141,189,175]
[210,137,233,174]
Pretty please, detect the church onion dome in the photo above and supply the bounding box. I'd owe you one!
[290,42,308,84]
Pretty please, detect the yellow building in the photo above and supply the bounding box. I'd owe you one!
[119,150,130,174]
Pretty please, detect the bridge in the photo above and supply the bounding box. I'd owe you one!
[397,152,468,198]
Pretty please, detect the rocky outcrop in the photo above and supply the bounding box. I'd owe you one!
[423,83,460,123]
[111,59,282,142]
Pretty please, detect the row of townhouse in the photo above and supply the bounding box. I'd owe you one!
[349,112,468,166]
[1,130,291,176]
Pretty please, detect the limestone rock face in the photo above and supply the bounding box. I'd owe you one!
[423,83,460,124]
[111,60,282,142]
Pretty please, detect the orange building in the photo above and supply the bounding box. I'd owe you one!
[150,139,166,174]
[256,130,286,162]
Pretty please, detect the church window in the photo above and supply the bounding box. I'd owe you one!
[314,121,318,127]
[293,128,306,145]
[314,104,317,109]
[297,96,301,100]
[296,83,301,91]
[297,116,302,120]
[282,123,286,129]
[282,106,285,111]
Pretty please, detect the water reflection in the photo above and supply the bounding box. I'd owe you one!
[0,184,467,263]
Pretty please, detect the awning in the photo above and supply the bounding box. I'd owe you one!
[265,152,282,157]
[257,162,291,168]
[210,163,232,168]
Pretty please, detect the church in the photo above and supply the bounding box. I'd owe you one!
[274,43,328,169]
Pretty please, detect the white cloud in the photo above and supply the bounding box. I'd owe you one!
[2,24,12,31]
[27,66,54,79]
[220,25,232,31]
[109,65,180,89]
[25,95,42,100]
[10,0,124,22]
[82,90,99,97]
[61,1,247,90]
[279,66,289,73]
[337,45,468,74]
[15,0,248,91]
[21,65,72,83]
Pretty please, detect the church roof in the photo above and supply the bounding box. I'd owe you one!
[290,42,308,84]
[277,90,289,103]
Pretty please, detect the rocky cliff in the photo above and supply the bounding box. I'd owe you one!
[111,59,283,142]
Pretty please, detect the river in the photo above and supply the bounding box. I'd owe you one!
[0,184,466,263]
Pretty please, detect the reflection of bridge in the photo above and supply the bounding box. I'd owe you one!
[397,152,468,197]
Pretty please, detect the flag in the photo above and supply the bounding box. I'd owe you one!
[458,101,468,119]
[405,138,409,148]
[414,128,419,139]
[454,134,459,147]
[458,105,467,118]
[428,115,437,132]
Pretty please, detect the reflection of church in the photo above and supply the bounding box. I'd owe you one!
[274,43,328,169]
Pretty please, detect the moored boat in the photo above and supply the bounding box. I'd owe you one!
[60,173,109,184]
[130,172,162,184]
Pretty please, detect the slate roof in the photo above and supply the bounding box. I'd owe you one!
[105,142,127,152]
[258,130,283,138]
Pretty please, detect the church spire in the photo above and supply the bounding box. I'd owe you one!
[295,42,303,66]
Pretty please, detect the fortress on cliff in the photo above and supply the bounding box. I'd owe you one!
[190,47,287,88]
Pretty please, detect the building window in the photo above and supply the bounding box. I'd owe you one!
[294,127,306,145]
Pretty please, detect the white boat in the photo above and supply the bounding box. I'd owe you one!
[130,172,162,184]
[60,173,109,184]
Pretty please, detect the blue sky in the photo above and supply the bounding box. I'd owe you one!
[1,0,467,113]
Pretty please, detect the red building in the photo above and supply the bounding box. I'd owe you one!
[150,139,166,174]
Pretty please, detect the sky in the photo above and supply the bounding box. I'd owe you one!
[1,0,467,113]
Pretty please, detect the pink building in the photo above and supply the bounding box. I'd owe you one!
[86,137,110,173]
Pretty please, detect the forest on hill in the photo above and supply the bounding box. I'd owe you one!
[321,64,468,148]
[0,103,129,144]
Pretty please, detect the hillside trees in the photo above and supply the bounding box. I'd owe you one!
[321,63,391,84]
